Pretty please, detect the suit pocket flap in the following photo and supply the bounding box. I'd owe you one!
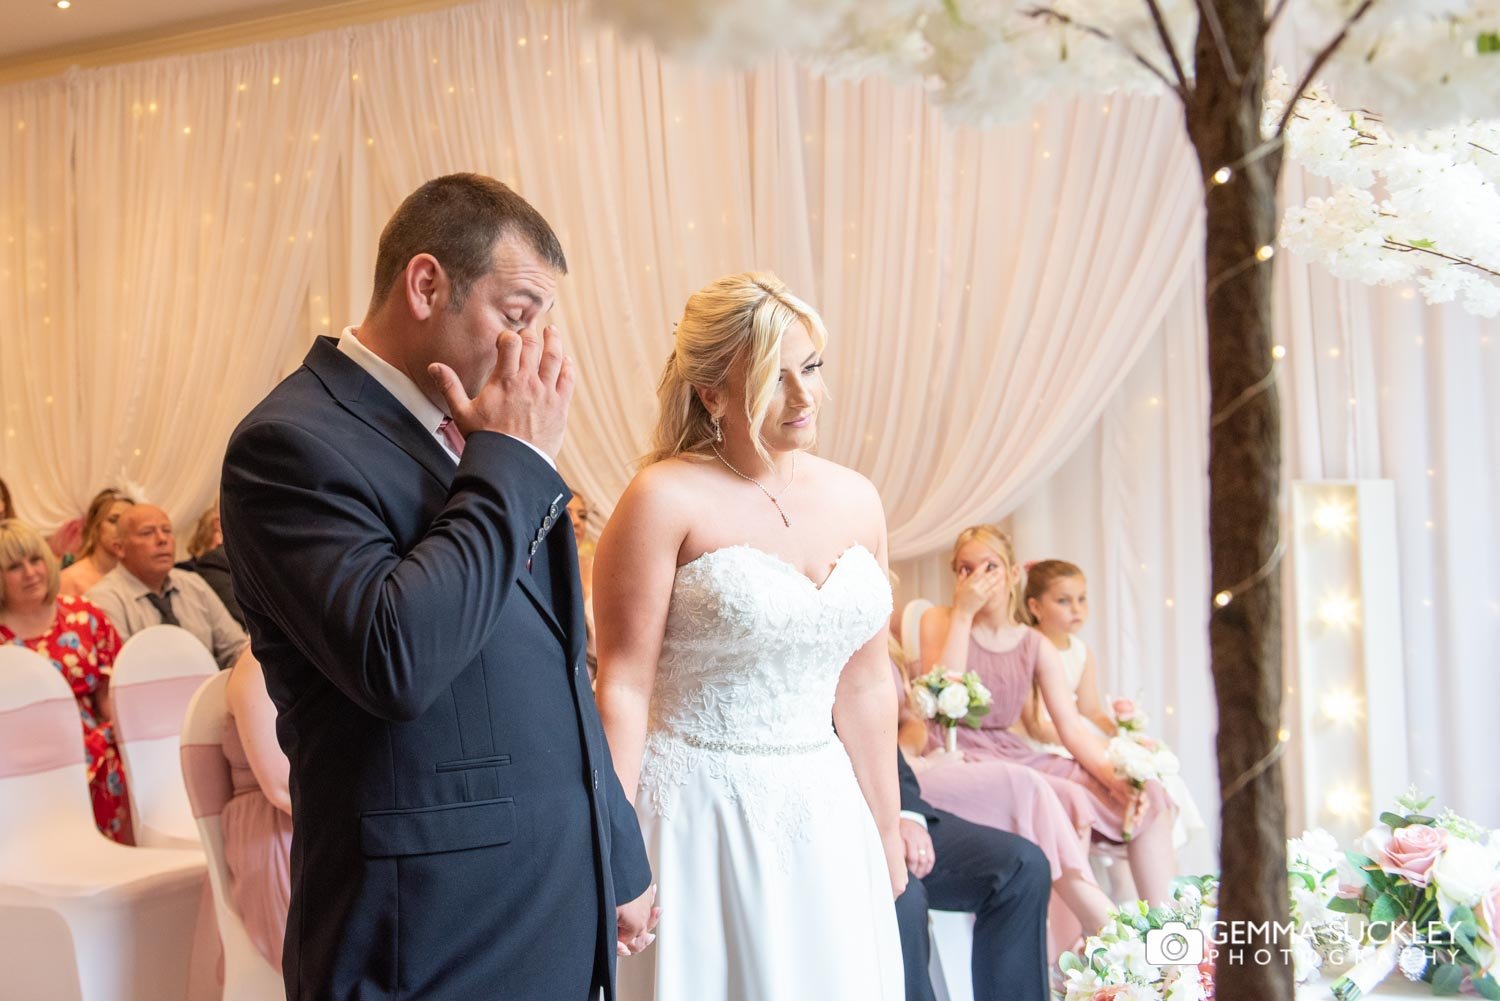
[361,797,515,858]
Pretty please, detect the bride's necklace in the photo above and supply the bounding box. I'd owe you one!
[710,444,796,528]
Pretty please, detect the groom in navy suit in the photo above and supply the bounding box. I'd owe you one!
[221,174,655,1000]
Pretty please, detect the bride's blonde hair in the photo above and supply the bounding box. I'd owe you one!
[642,271,828,469]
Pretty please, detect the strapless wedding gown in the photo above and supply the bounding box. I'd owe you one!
[616,544,904,1001]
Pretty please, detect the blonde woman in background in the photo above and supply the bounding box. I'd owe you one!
[596,272,905,1001]
[58,488,135,597]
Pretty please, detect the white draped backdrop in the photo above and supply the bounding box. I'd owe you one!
[1,0,1495,862]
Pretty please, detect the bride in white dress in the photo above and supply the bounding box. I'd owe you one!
[594,272,906,1001]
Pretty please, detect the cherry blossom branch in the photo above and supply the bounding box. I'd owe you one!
[1385,239,1500,279]
[1023,6,1182,95]
[1276,0,1379,137]
[1142,0,1191,91]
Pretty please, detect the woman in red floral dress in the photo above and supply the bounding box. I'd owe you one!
[1,518,134,844]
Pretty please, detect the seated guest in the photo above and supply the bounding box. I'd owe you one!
[59,488,135,596]
[179,501,243,626]
[86,504,252,670]
[0,518,134,843]
[894,749,1051,1001]
[223,652,293,970]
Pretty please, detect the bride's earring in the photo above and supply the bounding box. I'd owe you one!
[711,416,723,444]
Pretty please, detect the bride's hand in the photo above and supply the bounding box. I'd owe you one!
[882,830,909,899]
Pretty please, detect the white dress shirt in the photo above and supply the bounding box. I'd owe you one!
[337,327,555,468]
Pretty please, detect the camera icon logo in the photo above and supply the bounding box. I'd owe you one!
[1145,921,1206,966]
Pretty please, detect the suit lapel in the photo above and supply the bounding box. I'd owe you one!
[303,337,454,488]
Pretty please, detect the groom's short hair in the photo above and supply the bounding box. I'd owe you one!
[369,173,567,313]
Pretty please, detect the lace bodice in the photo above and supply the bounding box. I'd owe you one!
[638,544,892,825]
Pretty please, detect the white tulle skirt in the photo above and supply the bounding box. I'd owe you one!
[617,734,905,1001]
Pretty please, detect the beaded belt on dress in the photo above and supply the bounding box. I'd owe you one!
[675,731,836,756]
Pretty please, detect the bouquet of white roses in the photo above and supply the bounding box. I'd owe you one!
[1325,791,1500,1000]
[1105,699,1180,838]
[910,665,991,752]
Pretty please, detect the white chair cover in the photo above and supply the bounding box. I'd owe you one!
[112,625,219,848]
[0,644,208,1001]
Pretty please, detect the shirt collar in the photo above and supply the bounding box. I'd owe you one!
[338,326,448,437]
[113,564,177,599]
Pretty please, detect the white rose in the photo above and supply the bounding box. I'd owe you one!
[972,681,993,707]
[937,683,971,720]
[912,686,938,720]
[1432,837,1500,910]
[1108,737,1158,783]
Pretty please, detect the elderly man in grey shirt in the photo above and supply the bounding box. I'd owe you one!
[87,504,252,670]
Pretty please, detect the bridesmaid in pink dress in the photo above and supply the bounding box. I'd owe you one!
[910,526,1177,934]
[223,654,293,971]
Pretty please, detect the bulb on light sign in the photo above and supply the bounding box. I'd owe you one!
[1314,499,1356,536]
[1319,686,1365,727]
[1318,593,1361,629]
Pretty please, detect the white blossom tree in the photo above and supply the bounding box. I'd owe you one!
[587,2,1499,998]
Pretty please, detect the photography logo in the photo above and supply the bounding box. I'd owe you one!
[1145,921,1206,966]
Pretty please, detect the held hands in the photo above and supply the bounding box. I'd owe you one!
[899,818,936,880]
[616,883,660,958]
[428,324,575,460]
[953,565,1005,618]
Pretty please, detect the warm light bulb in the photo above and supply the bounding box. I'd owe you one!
[1313,499,1355,535]
[1318,593,1361,629]
[1256,245,1275,262]
[1271,344,1287,360]
[56,0,71,8]
[1214,591,1232,608]
[1212,166,1233,185]
[1319,686,1365,726]
[1277,727,1291,743]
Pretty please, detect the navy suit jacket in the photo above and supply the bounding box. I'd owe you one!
[220,337,650,1001]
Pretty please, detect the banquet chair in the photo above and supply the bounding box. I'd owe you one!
[929,909,976,1001]
[180,671,286,1000]
[0,644,208,1001]
[113,625,220,848]
[900,598,934,671]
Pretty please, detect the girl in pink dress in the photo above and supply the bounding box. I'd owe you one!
[223,654,293,971]
[911,526,1177,933]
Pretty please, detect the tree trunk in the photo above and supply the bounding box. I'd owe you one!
[1183,3,1293,1000]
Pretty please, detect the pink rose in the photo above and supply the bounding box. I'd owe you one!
[1092,988,1124,1001]
[1113,698,1136,718]
[1377,824,1448,887]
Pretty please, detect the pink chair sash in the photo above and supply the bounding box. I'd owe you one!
[180,743,234,819]
[115,675,214,743]
[0,697,84,777]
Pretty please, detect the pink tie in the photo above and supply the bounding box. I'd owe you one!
[437,417,466,457]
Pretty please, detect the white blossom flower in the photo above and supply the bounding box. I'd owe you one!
[911,686,939,720]
[1433,837,1500,910]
